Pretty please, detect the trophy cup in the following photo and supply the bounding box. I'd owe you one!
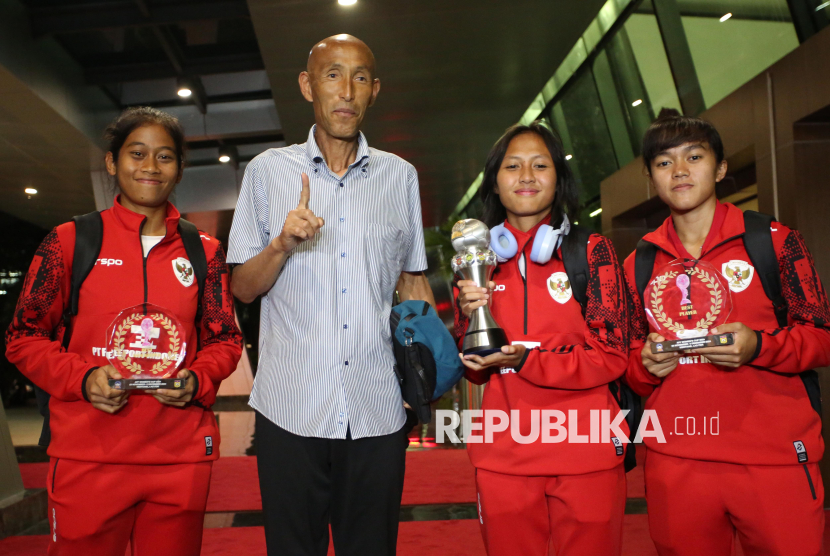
[451,219,508,355]
[105,303,188,390]
[644,259,734,353]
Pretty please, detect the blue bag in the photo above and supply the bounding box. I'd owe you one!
[390,300,464,424]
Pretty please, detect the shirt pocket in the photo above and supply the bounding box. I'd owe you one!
[365,223,405,307]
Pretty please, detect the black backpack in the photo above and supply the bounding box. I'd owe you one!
[560,225,641,473]
[633,210,821,418]
[35,211,207,447]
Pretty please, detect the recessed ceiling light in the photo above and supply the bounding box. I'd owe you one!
[632,99,643,107]
[565,154,573,160]
[338,0,357,5]
[720,13,732,22]
[178,88,192,98]
[219,155,231,163]
[24,187,37,195]
[589,208,603,217]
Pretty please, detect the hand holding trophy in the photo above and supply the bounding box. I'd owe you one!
[644,259,734,353]
[451,219,508,355]
[106,304,188,390]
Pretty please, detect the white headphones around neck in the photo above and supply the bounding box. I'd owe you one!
[489,214,571,264]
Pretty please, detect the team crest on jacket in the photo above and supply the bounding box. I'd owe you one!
[722,260,753,292]
[547,272,572,303]
[172,257,195,287]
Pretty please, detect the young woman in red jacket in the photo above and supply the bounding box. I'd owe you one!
[625,110,830,556]
[454,122,630,556]
[6,107,243,556]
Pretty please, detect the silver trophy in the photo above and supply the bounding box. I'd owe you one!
[451,219,508,356]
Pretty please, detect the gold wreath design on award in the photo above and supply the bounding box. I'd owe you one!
[105,303,188,390]
[645,260,734,353]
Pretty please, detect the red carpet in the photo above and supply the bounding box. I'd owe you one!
[0,521,487,556]
[6,512,830,555]
[206,456,260,512]
[19,462,48,490]
[20,447,645,511]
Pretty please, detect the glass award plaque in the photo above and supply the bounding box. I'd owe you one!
[644,260,734,353]
[105,304,188,390]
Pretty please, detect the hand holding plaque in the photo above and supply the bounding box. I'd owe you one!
[106,304,188,390]
[645,260,734,353]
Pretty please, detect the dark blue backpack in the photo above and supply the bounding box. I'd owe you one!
[390,300,464,424]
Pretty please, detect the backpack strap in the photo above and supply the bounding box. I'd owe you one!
[560,225,641,472]
[560,224,591,316]
[742,211,788,327]
[177,218,207,309]
[39,211,103,447]
[62,211,104,348]
[634,239,659,302]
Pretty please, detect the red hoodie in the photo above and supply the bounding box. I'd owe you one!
[6,198,243,465]
[454,220,630,476]
[624,202,830,465]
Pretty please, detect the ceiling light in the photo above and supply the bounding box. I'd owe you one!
[720,13,732,22]
[574,221,579,225]
[565,154,573,161]
[24,187,37,195]
[177,87,192,98]
[816,1,830,10]
[589,208,603,217]
[338,0,357,5]
[218,144,239,168]
[632,99,643,107]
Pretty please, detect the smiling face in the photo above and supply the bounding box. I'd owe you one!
[495,132,558,226]
[106,124,182,211]
[649,142,727,213]
[299,35,380,141]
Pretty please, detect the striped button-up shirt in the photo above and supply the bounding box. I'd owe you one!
[227,126,427,439]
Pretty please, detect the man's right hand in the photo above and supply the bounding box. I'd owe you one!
[641,333,680,378]
[272,172,325,253]
[85,365,129,414]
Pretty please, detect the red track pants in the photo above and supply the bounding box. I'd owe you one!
[46,458,212,556]
[475,465,626,556]
[645,451,825,556]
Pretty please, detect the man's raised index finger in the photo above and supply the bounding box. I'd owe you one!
[298,172,310,209]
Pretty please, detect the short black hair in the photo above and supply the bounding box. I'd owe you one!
[642,108,724,173]
[104,107,187,171]
[479,121,579,229]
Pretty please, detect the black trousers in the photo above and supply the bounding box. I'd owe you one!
[255,412,408,556]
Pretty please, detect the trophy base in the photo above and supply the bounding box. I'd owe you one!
[463,328,509,357]
[651,333,734,354]
[108,378,187,390]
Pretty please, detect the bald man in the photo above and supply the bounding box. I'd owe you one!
[227,35,434,555]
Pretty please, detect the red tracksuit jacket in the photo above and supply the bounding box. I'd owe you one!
[454,220,630,476]
[625,202,830,465]
[5,198,243,464]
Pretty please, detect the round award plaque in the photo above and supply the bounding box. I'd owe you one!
[105,304,187,389]
[643,259,734,353]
